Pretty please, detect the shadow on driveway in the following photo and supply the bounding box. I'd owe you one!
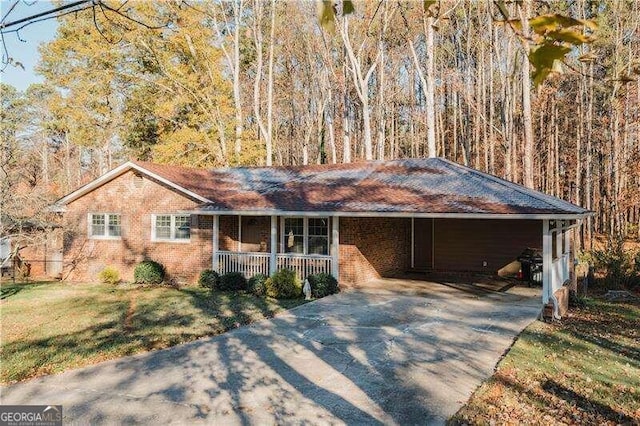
[1,279,542,425]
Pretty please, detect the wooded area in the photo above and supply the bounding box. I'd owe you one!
[1,0,639,247]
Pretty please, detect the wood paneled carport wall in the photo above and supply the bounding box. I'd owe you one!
[415,218,542,274]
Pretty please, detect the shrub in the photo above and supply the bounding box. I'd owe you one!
[218,272,248,291]
[590,237,640,290]
[134,260,165,285]
[265,269,302,299]
[248,273,268,296]
[199,269,219,289]
[307,273,339,298]
[98,266,120,285]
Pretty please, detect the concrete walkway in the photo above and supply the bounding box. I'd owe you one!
[1,279,541,425]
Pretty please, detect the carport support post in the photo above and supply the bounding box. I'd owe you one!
[212,215,219,272]
[270,215,277,275]
[564,225,571,282]
[332,216,339,279]
[543,219,561,320]
[542,219,551,306]
[556,226,563,281]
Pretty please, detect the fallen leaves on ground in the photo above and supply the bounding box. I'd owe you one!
[449,298,640,425]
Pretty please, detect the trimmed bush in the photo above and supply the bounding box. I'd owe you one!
[218,272,248,291]
[134,260,165,285]
[307,273,339,298]
[199,269,220,289]
[98,266,120,285]
[265,269,302,299]
[248,273,268,296]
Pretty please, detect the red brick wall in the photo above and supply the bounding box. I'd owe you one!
[63,170,212,284]
[219,215,239,251]
[433,218,541,273]
[338,217,411,285]
[16,229,63,278]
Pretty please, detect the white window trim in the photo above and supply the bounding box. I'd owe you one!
[280,216,330,256]
[88,213,122,240]
[151,214,191,243]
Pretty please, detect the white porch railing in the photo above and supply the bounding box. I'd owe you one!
[215,251,333,279]
[276,254,332,279]
[216,251,270,278]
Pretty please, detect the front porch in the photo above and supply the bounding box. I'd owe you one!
[211,215,339,280]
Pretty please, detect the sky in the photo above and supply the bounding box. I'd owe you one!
[1,1,58,91]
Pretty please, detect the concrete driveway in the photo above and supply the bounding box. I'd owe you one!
[1,279,541,425]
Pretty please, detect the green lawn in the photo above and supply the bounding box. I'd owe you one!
[0,281,307,384]
[450,298,640,425]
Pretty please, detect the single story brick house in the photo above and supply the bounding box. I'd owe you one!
[53,157,590,317]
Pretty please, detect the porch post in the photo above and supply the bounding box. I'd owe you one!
[212,215,219,272]
[238,215,242,252]
[331,216,339,279]
[270,215,277,275]
[556,224,564,283]
[411,217,415,269]
[564,225,571,282]
[542,219,551,305]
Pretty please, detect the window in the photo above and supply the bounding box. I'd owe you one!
[153,214,191,242]
[89,213,121,238]
[284,218,304,253]
[308,218,329,255]
[283,217,329,255]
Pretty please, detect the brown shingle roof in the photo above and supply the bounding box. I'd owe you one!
[132,158,589,216]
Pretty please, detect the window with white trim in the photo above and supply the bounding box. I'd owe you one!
[308,218,329,255]
[283,217,329,255]
[152,214,191,241]
[89,213,121,238]
[284,218,304,253]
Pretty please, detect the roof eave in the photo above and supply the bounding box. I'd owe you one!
[184,209,593,220]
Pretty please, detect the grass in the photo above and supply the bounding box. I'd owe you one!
[0,281,307,384]
[450,298,640,425]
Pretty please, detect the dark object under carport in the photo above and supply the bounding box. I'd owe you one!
[518,248,543,285]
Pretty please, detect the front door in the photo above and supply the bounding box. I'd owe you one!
[413,218,433,270]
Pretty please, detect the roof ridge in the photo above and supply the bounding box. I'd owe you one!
[436,158,585,213]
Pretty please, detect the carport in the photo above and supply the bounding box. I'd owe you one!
[407,216,580,318]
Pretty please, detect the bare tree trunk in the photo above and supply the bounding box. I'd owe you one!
[425,15,436,158]
[342,43,351,164]
[519,0,534,188]
[339,16,379,161]
[232,1,243,163]
[211,0,244,164]
[586,60,593,248]
[327,108,337,164]
[377,43,386,160]
[488,7,496,174]
[251,0,276,166]
[265,0,275,166]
